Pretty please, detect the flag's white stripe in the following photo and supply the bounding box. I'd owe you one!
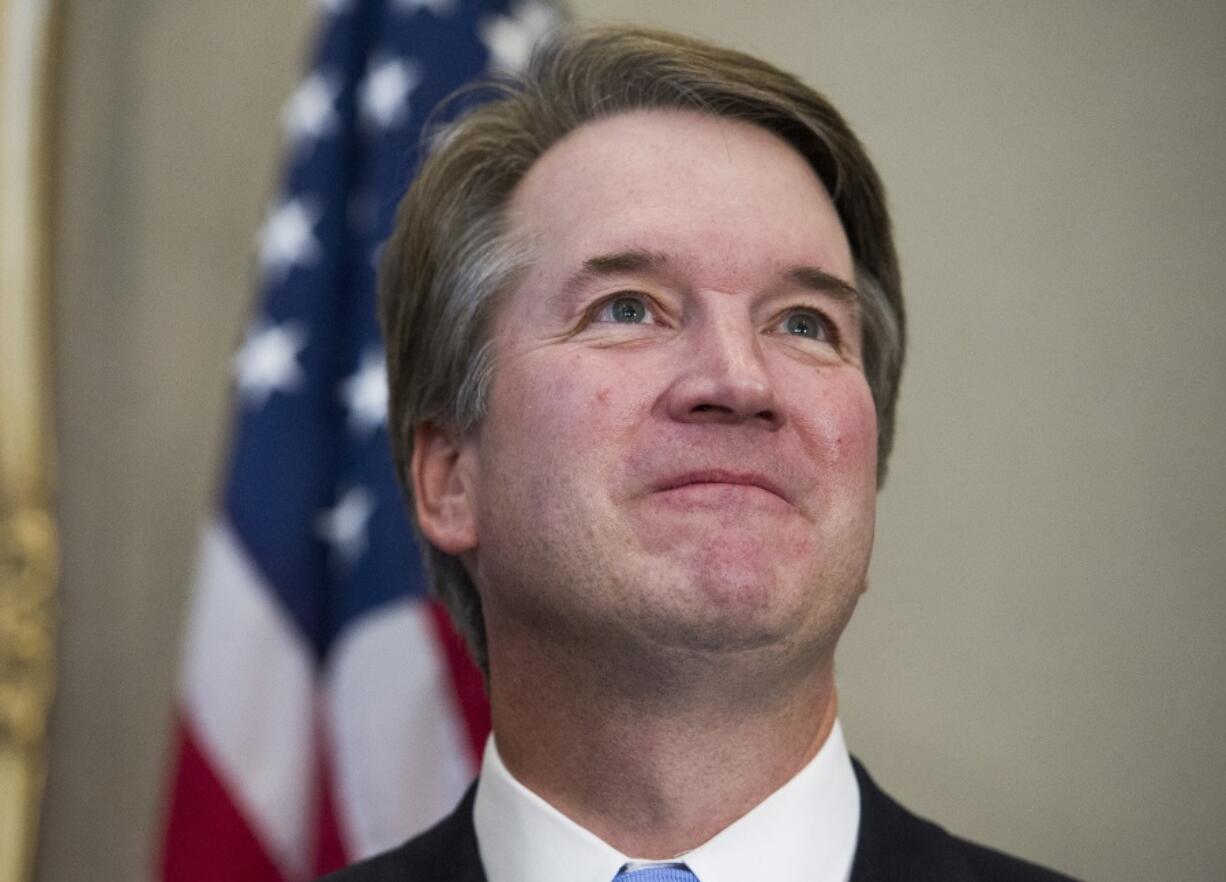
[181,520,315,880]
[325,598,474,859]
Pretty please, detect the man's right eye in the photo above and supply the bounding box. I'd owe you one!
[593,294,654,325]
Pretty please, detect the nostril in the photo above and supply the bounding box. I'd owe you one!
[685,401,779,426]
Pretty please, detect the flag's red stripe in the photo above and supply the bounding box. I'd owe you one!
[312,721,348,876]
[160,720,287,882]
[426,600,491,765]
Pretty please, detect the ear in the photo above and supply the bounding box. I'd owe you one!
[411,421,478,556]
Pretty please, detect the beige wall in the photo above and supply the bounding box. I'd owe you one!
[41,2,315,880]
[38,2,1226,880]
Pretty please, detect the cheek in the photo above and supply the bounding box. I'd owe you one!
[482,350,647,486]
[794,374,878,481]
[490,350,584,425]
[508,349,657,429]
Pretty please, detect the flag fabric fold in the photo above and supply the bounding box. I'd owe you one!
[160,2,564,879]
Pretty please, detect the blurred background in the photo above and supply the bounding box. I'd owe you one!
[32,1,1226,880]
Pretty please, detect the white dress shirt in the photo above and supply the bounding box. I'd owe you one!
[473,720,860,882]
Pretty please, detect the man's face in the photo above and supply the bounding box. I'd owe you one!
[453,110,878,671]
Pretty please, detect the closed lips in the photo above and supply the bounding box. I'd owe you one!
[652,471,789,503]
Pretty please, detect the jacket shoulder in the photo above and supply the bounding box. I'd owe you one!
[947,832,1078,882]
[317,786,484,882]
[850,759,1079,882]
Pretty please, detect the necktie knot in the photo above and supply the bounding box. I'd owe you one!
[612,864,700,882]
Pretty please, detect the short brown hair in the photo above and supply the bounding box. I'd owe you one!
[379,25,905,669]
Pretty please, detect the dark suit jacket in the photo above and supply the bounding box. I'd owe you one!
[320,760,1077,881]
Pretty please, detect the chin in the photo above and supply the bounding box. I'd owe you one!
[633,566,850,658]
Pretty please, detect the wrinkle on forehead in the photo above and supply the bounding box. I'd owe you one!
[507,109,844,236]
[503,108,857,329]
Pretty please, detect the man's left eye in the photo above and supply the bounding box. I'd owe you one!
[593,294,654,325]
[776,309,833,342]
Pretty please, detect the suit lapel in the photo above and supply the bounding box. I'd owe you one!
[848,759,969,882]
[445,785,488,882]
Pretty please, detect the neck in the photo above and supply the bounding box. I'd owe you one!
[487,636,839,859]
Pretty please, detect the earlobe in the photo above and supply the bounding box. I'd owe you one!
[410,421,478,555]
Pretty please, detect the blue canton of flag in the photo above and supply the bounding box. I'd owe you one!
[162,2,566,880]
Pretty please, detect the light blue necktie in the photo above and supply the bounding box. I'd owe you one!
[611,864,700,882]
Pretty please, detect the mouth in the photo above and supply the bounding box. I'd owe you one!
[651,470,790,505]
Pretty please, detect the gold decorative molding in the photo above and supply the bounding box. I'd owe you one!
[0,1,59,880]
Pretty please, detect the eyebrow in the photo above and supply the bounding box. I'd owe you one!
[559,248,861,305]
[561,248,671,296]
[785,265,861,304]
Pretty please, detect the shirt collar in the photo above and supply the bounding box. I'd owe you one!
[473,720,860,882]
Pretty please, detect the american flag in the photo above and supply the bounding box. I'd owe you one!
[160,2,564,879]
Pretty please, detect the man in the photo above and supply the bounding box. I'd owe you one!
[325,25,1074,882]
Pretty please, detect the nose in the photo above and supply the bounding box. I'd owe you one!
[663,306,782,428]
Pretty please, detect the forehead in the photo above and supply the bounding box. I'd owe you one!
[506,109,854,286]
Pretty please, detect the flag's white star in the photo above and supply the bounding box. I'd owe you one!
[258,197,321,280]
[394,0,458,16]
[359,58,422,129]
[478,0,563,72]
[317,486,376,564]
[281,71,340,149]
[340,349,388,434]
[233,321,308,408]
[315,0,354,15]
